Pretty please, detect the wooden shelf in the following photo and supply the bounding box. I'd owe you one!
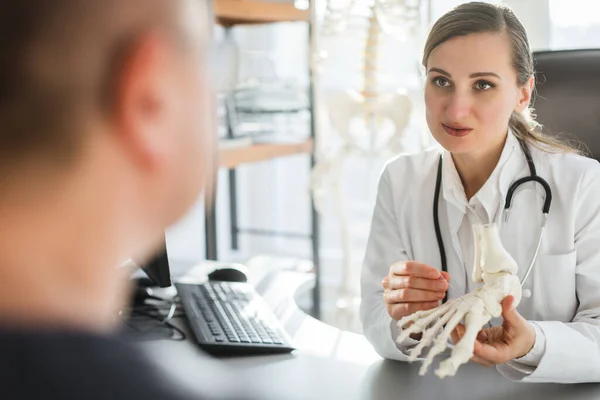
[219,138,313,168]
[214,0,309,26]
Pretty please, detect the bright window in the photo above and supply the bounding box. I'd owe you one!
[550,0,600,49]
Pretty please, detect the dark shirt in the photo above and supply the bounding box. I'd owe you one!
[0,328,201,400]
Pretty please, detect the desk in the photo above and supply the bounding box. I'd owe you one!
[141,266,600,400]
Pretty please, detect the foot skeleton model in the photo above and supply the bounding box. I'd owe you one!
[395,223,523,378]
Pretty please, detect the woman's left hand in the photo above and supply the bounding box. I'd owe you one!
[452,295,536,366]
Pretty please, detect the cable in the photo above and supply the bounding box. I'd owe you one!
[120,293,186,341]
[127,309,187,341]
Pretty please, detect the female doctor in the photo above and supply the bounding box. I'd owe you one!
[360,2,600,384]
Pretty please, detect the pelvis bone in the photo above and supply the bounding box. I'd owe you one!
[395,223,522,378]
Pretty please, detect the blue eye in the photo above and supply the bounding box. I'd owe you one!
[475,81,494,91]
[432,77,450,87]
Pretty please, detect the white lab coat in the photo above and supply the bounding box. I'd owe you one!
[360,132,600,383]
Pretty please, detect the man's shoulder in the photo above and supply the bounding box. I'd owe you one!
[0,328,194,400]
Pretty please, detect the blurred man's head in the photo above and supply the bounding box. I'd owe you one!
[0,0,214,329]
[0,0,213,254]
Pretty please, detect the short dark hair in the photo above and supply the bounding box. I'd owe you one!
[0,0,187,173]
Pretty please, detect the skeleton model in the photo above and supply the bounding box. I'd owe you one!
[396,223,523,378]
[311,0,419,306]
[316,0,420,157]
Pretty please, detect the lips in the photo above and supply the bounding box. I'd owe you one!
[442,123,473,137]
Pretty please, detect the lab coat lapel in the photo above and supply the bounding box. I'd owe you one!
[440,152,466,238]
[445,198,468,297]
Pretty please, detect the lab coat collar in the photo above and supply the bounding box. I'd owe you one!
[440,130,521,223]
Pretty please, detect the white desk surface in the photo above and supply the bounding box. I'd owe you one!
[141,263,600,400]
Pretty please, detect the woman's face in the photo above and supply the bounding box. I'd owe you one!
[424,32,532,156]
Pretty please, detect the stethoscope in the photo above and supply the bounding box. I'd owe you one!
[434,140,552,303]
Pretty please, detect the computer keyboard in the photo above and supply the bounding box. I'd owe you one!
[176,281,295,355]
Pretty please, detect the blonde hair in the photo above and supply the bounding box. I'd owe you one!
[422,2,584,155]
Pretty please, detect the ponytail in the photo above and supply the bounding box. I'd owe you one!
[509,109,587,155]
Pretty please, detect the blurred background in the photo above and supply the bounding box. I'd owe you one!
[166,0,600,333]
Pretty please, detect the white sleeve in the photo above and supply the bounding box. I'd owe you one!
[359,165,423,361]
[498,162,600,383]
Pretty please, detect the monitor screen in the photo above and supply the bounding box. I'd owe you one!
[141,238,172,288]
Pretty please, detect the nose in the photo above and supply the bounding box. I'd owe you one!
[445,91,472,122]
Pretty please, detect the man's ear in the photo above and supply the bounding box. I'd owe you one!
[113,32,173,170]
[515,76,534,113]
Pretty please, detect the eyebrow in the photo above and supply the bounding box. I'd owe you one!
[428,67,502,80]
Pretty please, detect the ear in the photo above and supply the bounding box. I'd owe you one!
[113,33,173,171]
[515,76,534,113]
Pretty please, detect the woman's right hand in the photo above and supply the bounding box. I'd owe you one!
[382,261,450,321]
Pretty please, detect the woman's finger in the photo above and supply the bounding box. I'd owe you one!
[471,355,494,367]
[384,288,445,303]
[473,339,505,365]
[389,261,441,279]
[477,330,488,342]
[387,275,448,292]
[388,301,440,320]
[441,271,451,282]
[381,276,390,290]
[451,323,466,344]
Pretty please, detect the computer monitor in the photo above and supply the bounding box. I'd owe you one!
[123,236,174,340]
[140,237,172,288]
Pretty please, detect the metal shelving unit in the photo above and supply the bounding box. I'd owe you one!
[205,0,320,318]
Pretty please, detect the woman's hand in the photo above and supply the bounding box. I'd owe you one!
[382,261,449,321]
[451,295,536,366]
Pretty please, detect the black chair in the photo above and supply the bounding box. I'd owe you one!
[532,49,600,160]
